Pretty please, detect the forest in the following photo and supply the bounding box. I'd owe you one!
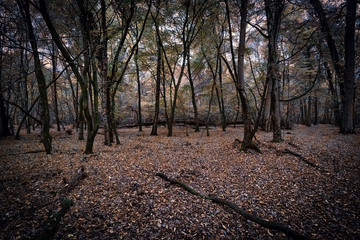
[0,0,359,239]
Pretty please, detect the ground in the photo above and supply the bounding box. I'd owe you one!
[0,124,359,239]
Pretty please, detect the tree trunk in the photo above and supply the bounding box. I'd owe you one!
[39,0,99,153]
[306,96,312,126]
[310,0,345,131]
[51,41,60,131]
[342,0,356,133]
[135,45,143,132]
[151,36,161,136]
[314,96,318,125]
[324,62,340,125]
[100,0,111,145]
[262,78,272,131]
[186,50,200,132]
[265,0,284,142]
[218,57,226,131]
[18,0,52,153]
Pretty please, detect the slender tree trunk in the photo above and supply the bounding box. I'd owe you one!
[324,62,340,125]
[186,50,200,132]
[52,41,60,131]
[151,36,161,136]
[100,0,111,145]
[161,59,169,127]
[314,96,318,125]
[306,96,312,126]
[262,79,272,131]
[18,0,52,153]
[135,45,143,132]
[234,91,240,128]
[342,0,356,133]
[218,58,226,131]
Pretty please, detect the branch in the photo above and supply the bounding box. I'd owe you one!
[156,173,308,240]
[247,21,268,38]
[282,148,320,169]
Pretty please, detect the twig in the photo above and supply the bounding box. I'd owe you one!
[156,173,308,240]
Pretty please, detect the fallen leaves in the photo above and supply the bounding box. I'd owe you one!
[0,124,359,239]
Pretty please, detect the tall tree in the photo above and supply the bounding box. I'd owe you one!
[39,0,99,153]
[310,0,356,133]
[265,0,285,142]
[99,0,112,145]
[17,0,52,153]
[151,12,162,136]
[224,0,260,151]
[51,41,60,131]
[342,0,356,133]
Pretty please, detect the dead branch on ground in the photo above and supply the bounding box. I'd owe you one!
[156,173,308,240]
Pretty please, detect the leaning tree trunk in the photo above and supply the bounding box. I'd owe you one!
[19,0,52,153]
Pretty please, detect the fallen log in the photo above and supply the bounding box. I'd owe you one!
[283,148,319,169]
[156,173,308,240]
[41,167,87,209]
[64,166,87,193]
[38,198,73,240]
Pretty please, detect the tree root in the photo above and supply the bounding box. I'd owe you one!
[234,139,262,153]
[156,173,308,240]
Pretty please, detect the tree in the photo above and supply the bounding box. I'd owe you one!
[310,0,356,133]
[342,0,356,133]
[151,2,162,136]
[38,0,99,153]
[265,0,285,142]
[17,0,52,153]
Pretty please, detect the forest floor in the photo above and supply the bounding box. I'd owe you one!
[0,124,359,240]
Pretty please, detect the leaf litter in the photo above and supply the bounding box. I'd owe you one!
[0,124,359,239]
